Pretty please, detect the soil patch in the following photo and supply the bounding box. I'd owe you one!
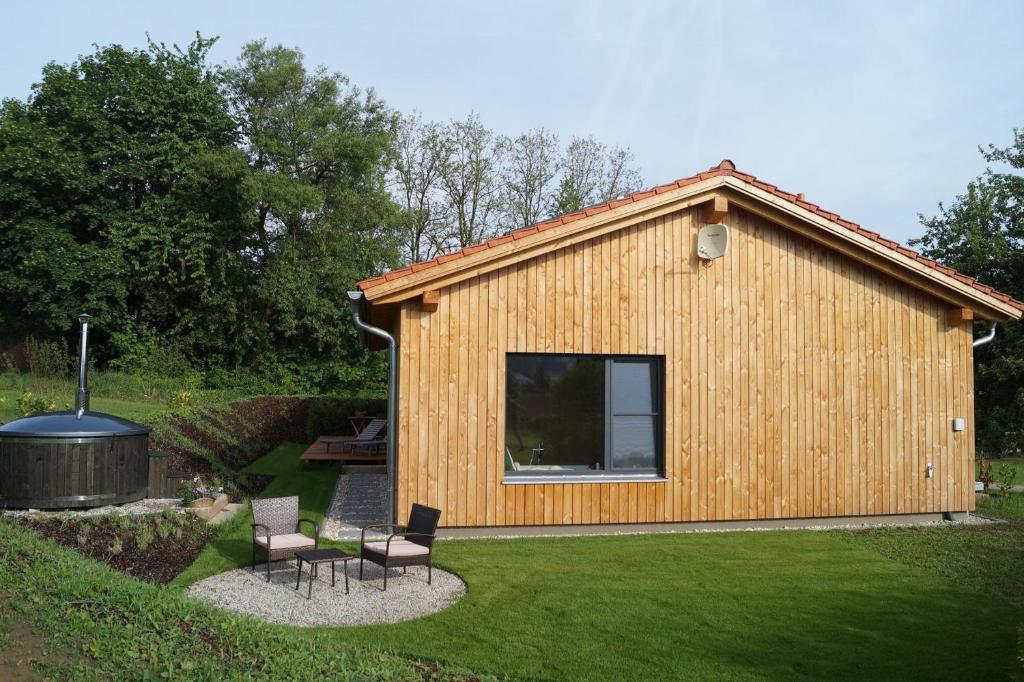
[22,512,215,584]
[0,614,78,681]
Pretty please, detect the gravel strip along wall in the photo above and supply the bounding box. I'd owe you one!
[321,473,387,541]
[187,560,465,627]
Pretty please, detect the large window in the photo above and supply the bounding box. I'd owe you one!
[504,354,663,480]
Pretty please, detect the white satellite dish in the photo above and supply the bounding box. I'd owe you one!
[697,224,729,260]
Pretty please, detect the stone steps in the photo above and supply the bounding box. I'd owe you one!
[321,473,387,541]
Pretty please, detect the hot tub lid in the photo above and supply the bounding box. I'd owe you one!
[0,411,152,438]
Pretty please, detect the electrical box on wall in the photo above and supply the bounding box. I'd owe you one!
[952,418,965,432]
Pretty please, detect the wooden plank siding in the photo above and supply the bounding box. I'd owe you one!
[394,204,975,527]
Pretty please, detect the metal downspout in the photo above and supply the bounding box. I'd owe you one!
[973,323,997,348]
[347,291,398,525]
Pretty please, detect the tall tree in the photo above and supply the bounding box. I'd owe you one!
[0,35,249,365]
[549,136,644,216]
[223,41,400,367]
[435,112,505,248]
[391,112,447,263]
[601,145,644,202]
[501,127,559,229]
[911,129,1024,456]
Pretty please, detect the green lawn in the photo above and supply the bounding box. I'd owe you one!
[169,444,1024,680]
[978,490,1024,520]
[0,386,166,424]
[0,369,249,425]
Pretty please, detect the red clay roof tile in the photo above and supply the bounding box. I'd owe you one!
[511,226,538,240]
[409,259,438,272]
[436,252,464,264]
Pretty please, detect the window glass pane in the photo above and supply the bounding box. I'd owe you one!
[505,355,605,474]
[611,359,656,414]
[610,415,657,469]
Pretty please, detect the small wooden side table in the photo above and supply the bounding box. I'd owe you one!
[294,548,354,600]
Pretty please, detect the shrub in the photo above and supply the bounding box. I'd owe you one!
[107,536,123,556]
[177,482,200,505]
[24,337,72,379]
[167,389,196,410]
[17,390,56,416]
[133,523,155,552]
[994,464,1017,498]
[978,459,995,489]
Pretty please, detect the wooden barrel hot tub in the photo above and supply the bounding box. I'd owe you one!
[0,314,152,510]
[0,412,151,509]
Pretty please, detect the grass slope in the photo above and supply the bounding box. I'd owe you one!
[0,518,482,681]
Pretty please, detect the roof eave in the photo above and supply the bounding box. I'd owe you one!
[359,172,1023,321]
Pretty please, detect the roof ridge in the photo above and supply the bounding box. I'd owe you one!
[359,161,1024,314]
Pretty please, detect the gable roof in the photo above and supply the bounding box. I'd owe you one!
[359,160,1023,320]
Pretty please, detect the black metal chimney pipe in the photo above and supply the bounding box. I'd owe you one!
[76,313,91,418]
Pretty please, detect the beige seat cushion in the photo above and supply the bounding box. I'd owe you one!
[364,539,430,557]
[254,533,315,550]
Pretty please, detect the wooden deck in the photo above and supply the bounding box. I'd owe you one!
[299,436,386,464]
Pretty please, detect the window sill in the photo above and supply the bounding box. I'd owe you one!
[502,475,668,485]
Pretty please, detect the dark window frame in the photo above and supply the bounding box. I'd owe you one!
[503,352,665,480]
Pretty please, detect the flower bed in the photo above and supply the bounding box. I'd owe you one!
[22,511,215,584]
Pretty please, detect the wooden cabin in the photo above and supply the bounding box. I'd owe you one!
[354,160,1023,528]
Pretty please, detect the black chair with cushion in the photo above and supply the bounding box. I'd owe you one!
[359,503,441,590]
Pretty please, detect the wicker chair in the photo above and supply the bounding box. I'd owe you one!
[251,496,319,582]
[359,503,441,590]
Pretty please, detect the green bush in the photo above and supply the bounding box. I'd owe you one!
[24,337,72,379]
[995,464,1018,498]
[105,328,197,379]
[167,389,196,411]
[305,396,388,440]
[17,390,57,416]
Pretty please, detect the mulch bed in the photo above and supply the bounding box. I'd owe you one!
[22,513,215,584]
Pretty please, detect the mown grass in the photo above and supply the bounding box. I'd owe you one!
[0,369,247,424]
[977,491,1024,520]
[174,444,1024,680]
[0,518,485,680]
[0,385,166,424]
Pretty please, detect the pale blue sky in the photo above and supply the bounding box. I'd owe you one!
[3,1,1022,244]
